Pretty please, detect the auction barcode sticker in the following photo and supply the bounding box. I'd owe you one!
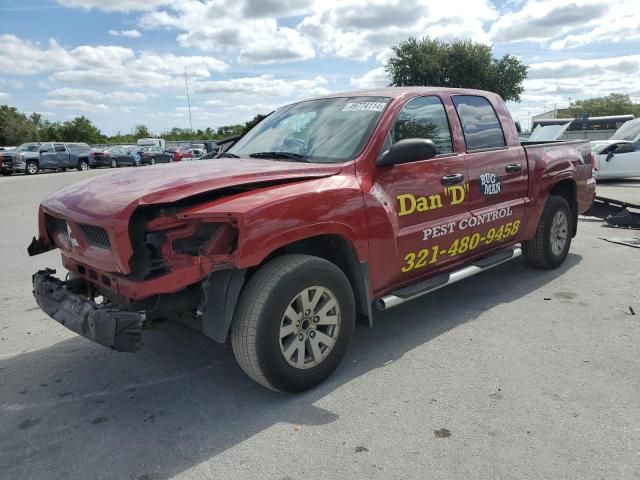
[342,102,387,112]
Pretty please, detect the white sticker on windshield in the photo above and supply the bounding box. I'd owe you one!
[342,102,387,112]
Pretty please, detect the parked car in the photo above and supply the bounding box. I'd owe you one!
[591,118,640,179]
[165,146,193,161]
[28,87,595,392]
[99,146,141,168]
[139,146,173,164]
[188,148,206,158]
[1,142,41,175]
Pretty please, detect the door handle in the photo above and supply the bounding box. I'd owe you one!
[440,173,464,186]
[505,163,522,173]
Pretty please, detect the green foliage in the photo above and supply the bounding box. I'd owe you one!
[0,105,37,145]
[564,93,640,117]
[0,104,271,146]
[385,37,528,102]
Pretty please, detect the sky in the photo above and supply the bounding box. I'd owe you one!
[1,0,640,135]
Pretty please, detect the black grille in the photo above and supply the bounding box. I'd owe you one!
[79,224,111,249]
[44,214,68,241]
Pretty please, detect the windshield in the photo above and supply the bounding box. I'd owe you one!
[229,96,390,163]
[15,143,39,152]
[610,118,640,141]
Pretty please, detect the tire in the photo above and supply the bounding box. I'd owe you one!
[1,170,11,176]
[111,159,118,168]
[25,161,39,175]
[78,160,89,171]
[231,254,356,393]
[523,195,573,269]
[151,157,156,165]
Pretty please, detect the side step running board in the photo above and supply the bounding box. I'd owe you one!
[376,245,522,310]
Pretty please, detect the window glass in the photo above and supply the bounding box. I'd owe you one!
[54,144,66,152]
[392,96,453,154]
[229,96,390,163]
[39,144,53,153]
[453,95,506,150]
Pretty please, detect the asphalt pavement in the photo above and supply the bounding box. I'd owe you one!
[0,169,639,480]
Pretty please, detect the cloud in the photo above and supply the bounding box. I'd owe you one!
[48,87,153,103]
[41,99,111,112]
[490,0,608,43]
[140,2,316,64]
[350,67,389,89]
[108,29,142,38]
[193,75,330,98]
[0,92,10,99]
[0,35,75,74]
[299,0,498,60]
[56,0,166,12]
[0,34,228,91]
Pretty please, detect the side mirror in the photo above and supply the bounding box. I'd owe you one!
[376,139,438,167]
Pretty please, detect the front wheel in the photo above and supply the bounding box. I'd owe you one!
[523,195,573,269]
[111,159,118,168]
[150,157,156,165]
[231,254,355,393]
[25,161,39,175]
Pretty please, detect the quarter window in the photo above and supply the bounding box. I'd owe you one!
[392,96,453,154]
[453,95,506,150]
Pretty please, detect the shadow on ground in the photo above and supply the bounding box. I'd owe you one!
[0,254,581,479]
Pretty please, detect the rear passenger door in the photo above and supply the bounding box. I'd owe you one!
[452,95,528,253]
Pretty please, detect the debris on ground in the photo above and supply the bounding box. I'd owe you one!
[599,237,640,248]
[584,196,640,229]
[434,428,451,438]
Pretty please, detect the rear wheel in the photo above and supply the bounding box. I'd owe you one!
[78,159,89,171]
[151,157,156,165]
[26,161,39,175]
[523,195,573,269]
[231,254,355,393]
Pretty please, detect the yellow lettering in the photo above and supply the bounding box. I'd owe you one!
[416,196,429,212]
[429,194,442,210]
[397,194,417,216]
[449,186,466,206]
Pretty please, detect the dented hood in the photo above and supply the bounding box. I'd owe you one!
[42,159,342,226]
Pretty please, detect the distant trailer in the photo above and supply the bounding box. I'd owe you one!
[532,115,634,132]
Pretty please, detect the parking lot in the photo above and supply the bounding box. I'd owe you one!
[0,169,638,479]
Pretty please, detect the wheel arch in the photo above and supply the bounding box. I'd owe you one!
[549,178,578,237]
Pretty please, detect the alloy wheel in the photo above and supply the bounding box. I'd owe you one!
[278,286,341,369]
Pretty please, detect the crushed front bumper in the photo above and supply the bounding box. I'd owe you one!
[32,269,145,352]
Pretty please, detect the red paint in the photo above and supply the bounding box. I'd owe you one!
[33,87,595,302]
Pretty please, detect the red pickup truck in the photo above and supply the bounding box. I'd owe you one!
[28,87,596,392]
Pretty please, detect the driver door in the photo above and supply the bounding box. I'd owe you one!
[39,143,55,169]
[370,95,472,288]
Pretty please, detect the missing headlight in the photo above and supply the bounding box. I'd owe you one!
[172,223,219,256]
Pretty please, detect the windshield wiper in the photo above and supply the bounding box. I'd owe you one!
[218,152,240,158]
[248,151,311,162]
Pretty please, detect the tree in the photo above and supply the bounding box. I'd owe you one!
[58,116,105,143]
[565,93,637,117]
[242,113,268,134]
[385,37,529,102]
[133,124,151,139]
[0,105,35,145]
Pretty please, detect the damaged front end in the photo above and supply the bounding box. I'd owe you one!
[33,269,145,352]
[29,203,244,352]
